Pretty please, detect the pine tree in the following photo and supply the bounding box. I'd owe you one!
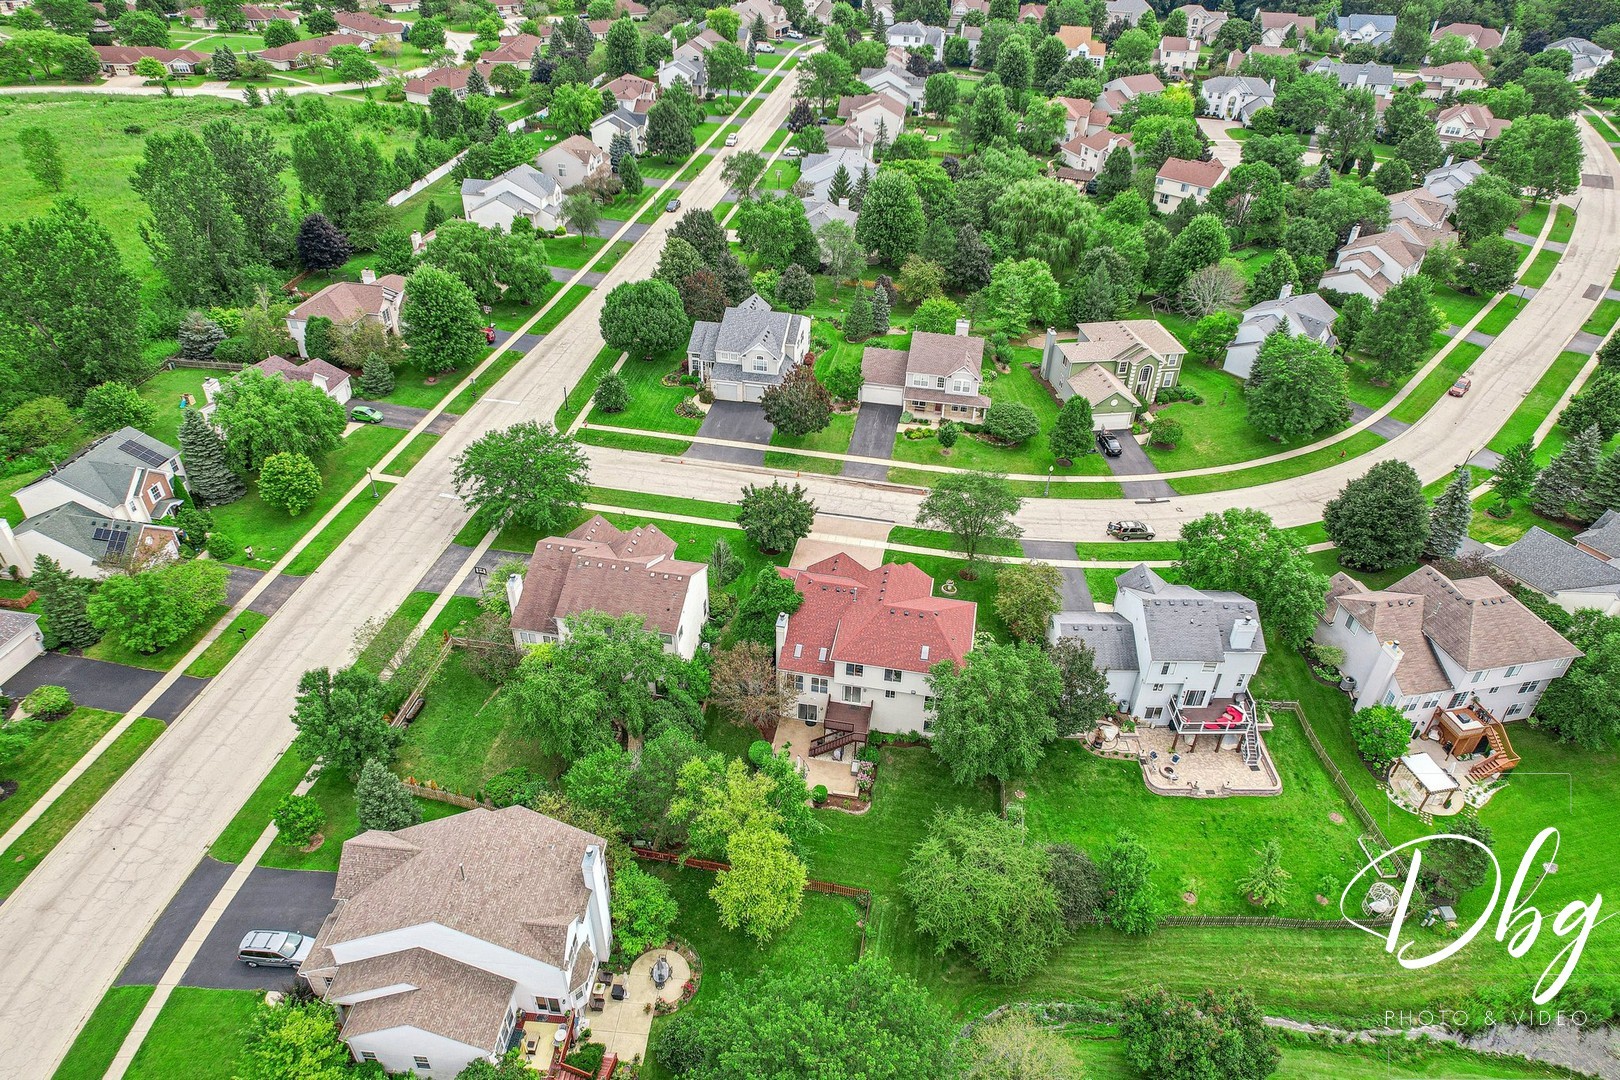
[1570,425,1611,523]
[828,163,853,204]
[1491,438,1537,514]
[466,66,490,97]
[243,84,263,108]
[619,153,643,195]
[359,353,395,398]
[31,556,99,650]
[844,291,874,342]
[1531,425,1603,522]
[1425,464,1473,559]
[609,131,631,171]
[178,310,226,360]
[1587,448,1620,516]
[870,285,890,335]
[356,758,422,833]
[851,166,871,212]
[423,200,449,235]
[211,45,239,79]
[177,408,245,507]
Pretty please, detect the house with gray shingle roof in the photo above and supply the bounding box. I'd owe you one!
[1336,12,1397,47]
[1307,58,1396,97]
[858,326,990,420]
[1489,525,1620,617]
[1223,287,1338,379]
[1200,74,1275,124]
[1547,37,1612,81]
[461,163,565,233]
[1576,510,1620,560]
[684,293,810,403]
[301,806,612,1079]
[0,609,44,687]
[0,503,182,580]
[13,427,183,526]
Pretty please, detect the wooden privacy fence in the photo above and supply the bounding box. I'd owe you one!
[164,358,245,373]
[402,782,494,810]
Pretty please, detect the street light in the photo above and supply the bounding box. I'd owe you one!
[1045,464,1054,497]
[367,467,379,500]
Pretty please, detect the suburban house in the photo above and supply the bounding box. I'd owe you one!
[800,148,874,200]
[1336,12,1397,47]
[1055,24,1106,63]
[1018,3,1045,21]
[1200,75,1274,124]
[825,121,877,155]
[775,553,976,743]
[334,10,404,39]
[178,4,297,27]
[505,516,708,658]
[1418,61,1486,96]
[603,72,658,111]
[1222,286,1339,379]
[1104,0,1151,26]
[1058,130,1131,179]
[1097,72,1164,115]
[1318,224,1428,300]
[672,27,730,62]
[1547,36,1612,80]
[1153,156,1227,213]
[1423,157,1485,203]
[685,293,810,403]
[1577,510,1620,560]
[1054,95,1110,139]
[657,56,707,94]
[301,807,612,1078]
[461,164,565,233]
[1432,21,1502,50]
[1223,43,1297,71]
[1153,35,1199,76]
[590,106,649,156]
[886,20,947,61]
[481,32,549,65]
[803,196,858,231]
[1317,565,1581,729]
[255,33,370,70]
[1307,58,1397,98]
[837,90,907,141]
[1386,186,1456,248]
[731,0,789,36]
[286,271,406,358]
[92,45,204,76]
[14,428,183,526]
[858,325,991,422]
[0,611,44,689]
[1174,4,1229,43]
[860,65,926,112]
[205,355,353,412]
[1257,10,1313,47]
[1040,320,1184,422]
[1049,565,1266,755]
[403,64,497,104]
[1489,526,1620,618]
[0,506,181,580]
[534,135,607,188]
[1434,103,1509,145]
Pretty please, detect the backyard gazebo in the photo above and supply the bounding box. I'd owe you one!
[1391,753,1459,813]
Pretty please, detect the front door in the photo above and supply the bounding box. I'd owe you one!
[1135,363,1155,397]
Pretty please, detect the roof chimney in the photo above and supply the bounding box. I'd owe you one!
[955,318,970,336]
[361,268,377,285]
[1345,224,1362,245]
[1230,616,1259,651]
[1278,282,1293,300]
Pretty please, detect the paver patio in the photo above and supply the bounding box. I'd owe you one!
[588,949,692,1063]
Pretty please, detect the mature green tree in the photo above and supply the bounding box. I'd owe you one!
[1356,275,1442,384]
[294,212,351,271]
[1491,115,1583,204]
[599,278,691,359]
[760,364,832,438]
[1095,144,1135,203]
[1245,332,1349,442]
[30,556,98,650]
[1538,424,1605,522]
[964,1011,1085,1080]
[1100,829,1160,934]
[797,49,853,113]
[358,353,395,398]
[257,451,323,516]
[735,195,818,270]
[1177,508,1327,650]
[915,472,1023,572]
[732,566,804,648]
[611,861,679,955]
[928,641,1062,784]
[654,957,953,1080]
[707,39,751,98]
[175,409,244,507]
[288,664,400,777]
[209,368,345,474]
[421,219,553,307]
[450,421,588,534]
[1537,611,1620,749]
[1324,460,1430,571]
[86,560,229,655]
[737,480,815,554]
[1559,370,1620,442]
[1,395,72,451]
[235,999,356,1080]
[1247,251,1301,306]
[1421,813,1495,897]
[78,382,155,434]
[1490,439,1538,515]
[1452,173,1521,245]
[356,757,422,832]
[982,257,1063,332]
[1187,311,1240,365]
[289,119,391,229]
[1162,213,1230,294]
[1349,704,1411,773]
[603,14,642,75]
[0,199,145,400]
[1048,396,1094,464]
[903,808,1066,980]
[856,169,926,266]
[1458,235,1522,295]
[1050,637,1114,738]
[1120,986,1279,1080]
[402,264,488,374]
[1425,464,1474,559]
[711,823,806,943]
[646,95,697,160]
[774,264,815,309]
[924,70,958,119]
[993,562,1062,644]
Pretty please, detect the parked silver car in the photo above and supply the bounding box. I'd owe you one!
[238,929,313,968]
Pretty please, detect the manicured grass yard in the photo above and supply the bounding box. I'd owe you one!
[1519,248,1560,289]
[1549,203,1576,245]
[387,431,440,475]
[1429,284,1490,327]
[556,347,622,429]
[125,988,262,1080]
[282,479,396,576]
[0,707,121,837]
[259,765,464,873]
[1144,362,1323,472]
[586,353,702,435]
[534,283,594,336]
[52,984,155,1080]
[1168,430,1387,495]
[587,487,740,523]
[545,234,609,269]
[184,610,269,678]
[1486,349,1591,454]
[764,411,855,473]
[1514,203,1550,237]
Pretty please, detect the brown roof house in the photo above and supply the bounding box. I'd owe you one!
[1317,565,1581,726]
[200,355,353,426]
[1435,102,1509,145]
[1039,322,1183,428]
[334,9,405,39]
[1153,156,1227,213]
[301,807,612,1078]
[858,324,991,421]
[286,270,406,358]
[1432,22,1503,50]
[534,134,607,188]
[506,515,709,658]
[93,45,205,76]
[1257,10,1314,47]
[255,33,370,70]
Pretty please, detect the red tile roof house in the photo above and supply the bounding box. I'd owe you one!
[177,4,297,28]
[285,270,406,357]
[255,33,371,70]
[93,46,205,76]
[506,515,709,659]
[334,10,405,40]
[775,553,977,746]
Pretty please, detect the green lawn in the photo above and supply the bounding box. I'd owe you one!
[1514,202,1550,237]
[1519,248,1561,289]
[1430,284,1490,327]
[84,604,230,672]
[586,487,740,522]
[0,717,167,899]
[387,431,440,475]
[587,354,702,435]
[1474,292,1529,337]
[1168,430,1387,495]
[183,610,269,678]
[52,984,156,1080]
[1486,350,1591,453]
[764,411,855,473]
[556,346,622,429]
[1387,341,1483,425]
[209,749,314,864]
[125,988,262,1080]
[545,234,610,269]
[575,428,695,457]
[888,525,1023,558]
[0,707,122,837]
[259,764,464,873]
[534,283,594,335]
[282,479,396,576]
[1549,203,1577,245]
[1145,362,1332,471]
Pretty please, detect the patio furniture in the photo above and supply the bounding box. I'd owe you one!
[611,979,627,1001]
[652,956,672,989]
[591,981,608,1010]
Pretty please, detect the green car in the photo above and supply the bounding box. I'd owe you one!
[350,405,385,424]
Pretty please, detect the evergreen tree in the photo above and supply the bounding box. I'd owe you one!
[619,153,643,196]
[1490,439,1537,514]
[211,44,238,79]
[828,163,853,204]
[177,408,245,506]
[356,758,422,833]
[1587,449,1620,518]
[422,200,449,235]
[609,131,631,171]
[1425,463,1473,559]
[1094,145,1133,203]
[1323,459,1430,571]
[178,310,226,360]
[466,66,490,97]
[1532,425,1603,521]
[851,165,871,212]
[775,263,815,309]
[30,556,99,650]
[870,285,890,336]
[844,290,874,341]
[359,353,395,398]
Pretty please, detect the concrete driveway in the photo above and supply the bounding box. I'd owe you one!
[349,399,460,436]
[842,403,899,480]
[687,401,774,465]
[2,653,207,723]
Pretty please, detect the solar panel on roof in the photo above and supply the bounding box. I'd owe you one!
[91,524,132,556]
[119,439,169,468]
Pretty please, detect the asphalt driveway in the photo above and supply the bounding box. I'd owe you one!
[2,653,207,723]
[687,401,775,465]
[225,566,306,617]
[1020,540,1093,611]
[171,862,337,991]
[349,399,460,436]
[1099,432,1174,499]
[843,403,899,481]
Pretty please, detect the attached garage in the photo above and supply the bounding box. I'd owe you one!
[859,382,903,406]
[1063,367,1141,431]
[0,611,45,689]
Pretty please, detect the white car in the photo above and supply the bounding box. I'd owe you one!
[784,29,803,38]
[757,41,776,53]
[782,146,802,157]
[725,133,738,146]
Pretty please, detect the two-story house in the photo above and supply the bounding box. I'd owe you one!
[1153,35,1199,76]
[859,64,927,112]
[1174,4,1229,44]
[859,325,991,421]
[534,135,607,188]
[800,147,875,201]
[1200,75,1274,125]
[1434,103,1509,146]
[286,271,406,358]
[836,90,907,141]
[885,20,947,60]
[1317,565,1581,728]
[1055,24,1106,63]
[1049,564,1267,760]
[1307,58,1397,98]
[201,356,352,430]
[685,293,811,403]
[590,105,650,156]
[1487,524,1620,618]
[1222,286,1338,379]
[731,0,790,36]
[1053,95,1110,140]
[1418,61,1486,96]
[1096,72,1164,115]
[1104,0,1150,26]
[301,807,612,1079]
[1432,22,1502,50]
[1257,10,1313,47]
[1058,130,1131,180]
[1547,36,1612,80]
[1423,157,1485,204]
[1153,156,1227,213]
[602,73,659,112]
[1318,224,1428,300]
[775,553,976,746]
[506,515,708,658]
[461,163,565,233]
[1335,12,1396,47]
[657,55,707,94]
[1041,321,1184,418]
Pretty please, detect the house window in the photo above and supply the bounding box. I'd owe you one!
[1448,692,1468,708]
[950,377,973,394]
[1384,690,1397,705]
[415,1058,432,1071]
[792,674,805,691]
[1506,703,1524,717]
[799,702,817,721]
[843,685,863,703]
[1145,706,1164,720]
[885,689,896,698]
[1518,681,1540,694]
[1471,670,1484,683]
[1183,689,1207,707]
[884,668,902,682]
[1160,663,1172,675]
[752,358,769,372]
[811,676,829,694]
[1488,686,1500,694]
[846,663,864,676]
[148,484,163,500]
[1344,612,1358,631]
[922,717,935,732]
[1202,661,1217,671]
[924,695,936,711]
[1117,361,1131,376]
[1505,665,1522,677]
[1423,699,1439,709]
[361,1053,378,1063]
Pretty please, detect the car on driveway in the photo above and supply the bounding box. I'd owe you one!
[666,197,681,213]
[237,929,313,968]
[782,146,802,157]
[785,29,803,38]
[1107,520,1157,541]
[757,40,775,52]
[1448,374,1472,397]
[1097,431,1124,456]
[349,405,384,424]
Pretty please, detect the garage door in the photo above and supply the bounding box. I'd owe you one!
[1094,411,1133,431]
[860,383,903,406]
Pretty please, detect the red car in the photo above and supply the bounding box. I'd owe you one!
[484,325,497,344]
[1448,375,1472,397]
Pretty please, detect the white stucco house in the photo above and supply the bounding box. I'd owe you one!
[461,164,565,233]
[684,293,810,403]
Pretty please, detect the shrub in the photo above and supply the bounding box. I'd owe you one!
[206,531,239,560]
[983,401,1040,444]
[1148,417,1183,448]
[594,370,629,413]
[748,739,774,766]
[273,793,324,847]
[21,685,73,721]
[485,765,547,808]
[655,1014,705,1074]
[812,784,829,805]
[698,387,715,404]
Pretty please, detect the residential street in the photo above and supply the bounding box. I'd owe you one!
[0,53,815,1080]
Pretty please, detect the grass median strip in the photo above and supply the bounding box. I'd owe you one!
[533,284,592,336]
[1168,430,1387,495]
[0,717,167,900]
[574,428,694,456]
[183,611,270,679]
[388,431,440,475]
[1519,248,1560,289]
[587,487,740,521]
[1388,341,1483,425]
[556,346,621,429]
[1486,349,1592,453]
[83,604,230,672]
[125,988,262,1080]
[51,984,155,1080]
[283,481,396,577]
